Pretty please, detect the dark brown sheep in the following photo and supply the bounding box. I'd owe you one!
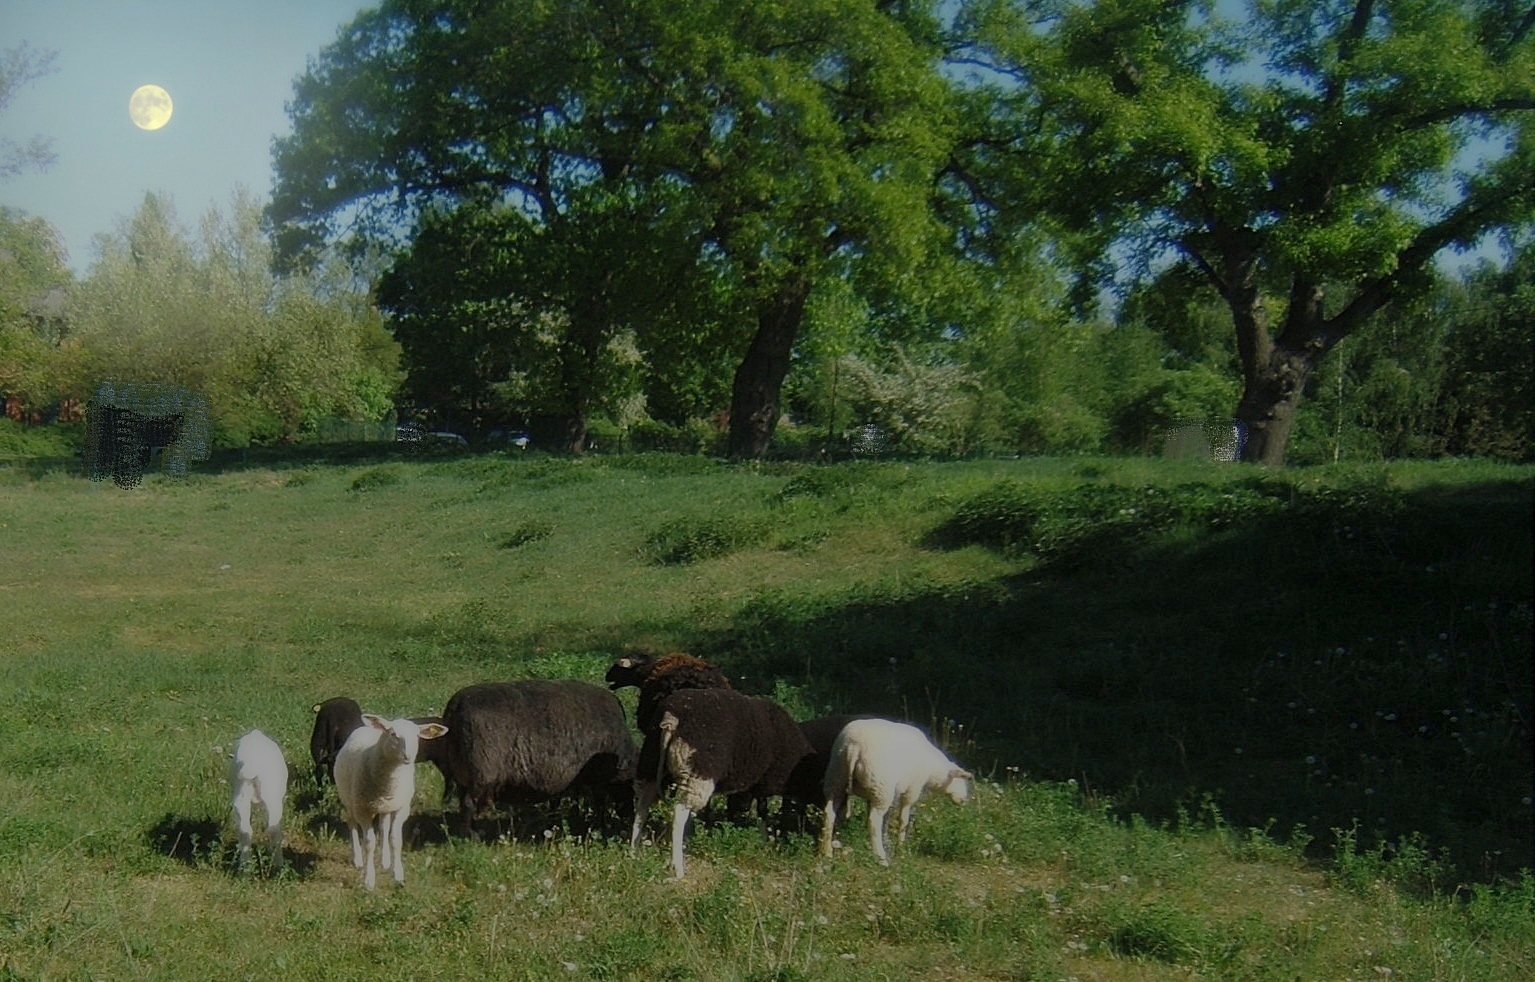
[631,687,813,878]
[442,679,637,838]
[604,650,732,733]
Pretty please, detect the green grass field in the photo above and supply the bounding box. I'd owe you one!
[1,448,1531,980]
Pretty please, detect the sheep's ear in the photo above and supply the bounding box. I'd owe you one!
[418,723,448,740]
[617,657,635,669]
[362,714,389,731]
[951,768,973,781]
[311,703,323,713]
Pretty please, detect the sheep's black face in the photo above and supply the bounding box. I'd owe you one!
[605,654,649,690]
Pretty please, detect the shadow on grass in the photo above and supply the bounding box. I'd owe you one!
[697,478,1534,886]
[1,441,477,483]
[145,812,319,878]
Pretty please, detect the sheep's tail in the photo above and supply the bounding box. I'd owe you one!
[835,739,860,797]
[655,711,680,788]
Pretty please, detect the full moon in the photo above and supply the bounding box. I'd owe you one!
[129,84,173,131]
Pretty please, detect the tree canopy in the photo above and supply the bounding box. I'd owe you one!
[269,0,1534,463]
[270,0,963,455]
[958,0,1535,462]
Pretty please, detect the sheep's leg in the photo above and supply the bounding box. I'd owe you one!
[895,801,916,846]
[670,779,714,879]
[670,802,694,880]
[456,789,478,840]
[867,804,891,866]
[819,794,841,858]
[231,786,255,869]
[377,812,394,874]
[266,813,285,870]
[262,787,285,870]
[630,779,661,850]
[347,820,364,868]
[360,822,378,890]
[387,807,409,884]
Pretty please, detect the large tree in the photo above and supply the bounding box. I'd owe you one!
[960,0,1535,463]
[269,0,957,456]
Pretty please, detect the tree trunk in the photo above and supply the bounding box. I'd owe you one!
[1231,277,1330,465]
[1235,346,1318,465]
[727,275,811,459]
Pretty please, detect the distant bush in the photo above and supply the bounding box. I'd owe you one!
[0,420,81,458]
[928,478,1314,567]
[348,466,402,492]
[642,514,771,564]
[774,462,909,509]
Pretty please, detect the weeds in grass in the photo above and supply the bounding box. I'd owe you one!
[348,466,402,492]
[498,519,554,549]
[642,514,772,565]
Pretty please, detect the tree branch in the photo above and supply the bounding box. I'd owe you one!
[1328,172,1535,341]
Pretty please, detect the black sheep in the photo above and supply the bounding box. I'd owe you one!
[631,687,813,878]
[309,696,364,786]
[607,650,734,810]
[442,679,637,838]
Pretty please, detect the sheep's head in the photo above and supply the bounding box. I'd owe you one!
[942,768,973,805]
[605,650,656,690]
[362,715,448,765]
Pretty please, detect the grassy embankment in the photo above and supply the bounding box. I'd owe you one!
[1,446,1530,980]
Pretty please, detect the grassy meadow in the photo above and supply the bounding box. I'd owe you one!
[1,446,1531,980]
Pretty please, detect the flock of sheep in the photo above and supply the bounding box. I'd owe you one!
[227,651,972,889]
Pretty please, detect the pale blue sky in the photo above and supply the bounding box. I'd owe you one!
[1,1,367,273]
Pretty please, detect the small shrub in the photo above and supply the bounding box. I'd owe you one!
[642,514,771,565]
[1330,823,1453,898]
[348,466,401,492]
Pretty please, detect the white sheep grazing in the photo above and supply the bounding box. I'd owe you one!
[820,718,972,866]
[228,729,288,871]
[334,714,448,889]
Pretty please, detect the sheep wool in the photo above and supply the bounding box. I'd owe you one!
[605,650,732,733]
[632,687,813,879]
[335,715,447,889]
[441,679,637,838]
[228,728,288,871]
[309,696,363,786]
[820,718,972,866]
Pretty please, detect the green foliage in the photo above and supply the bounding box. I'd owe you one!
[0,207,73,412]
[273,0,966,455]
[929,477,1304,566]
[961,0,1535,463]
[347,466,402,492]
[642,513,772,565]
[1330,824,1455,899]
[0,417,76,458]
[65,192,400,447]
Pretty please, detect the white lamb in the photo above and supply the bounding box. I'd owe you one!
[227,729,288,871]
[334,714,448,889]
[820,718,972,866]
